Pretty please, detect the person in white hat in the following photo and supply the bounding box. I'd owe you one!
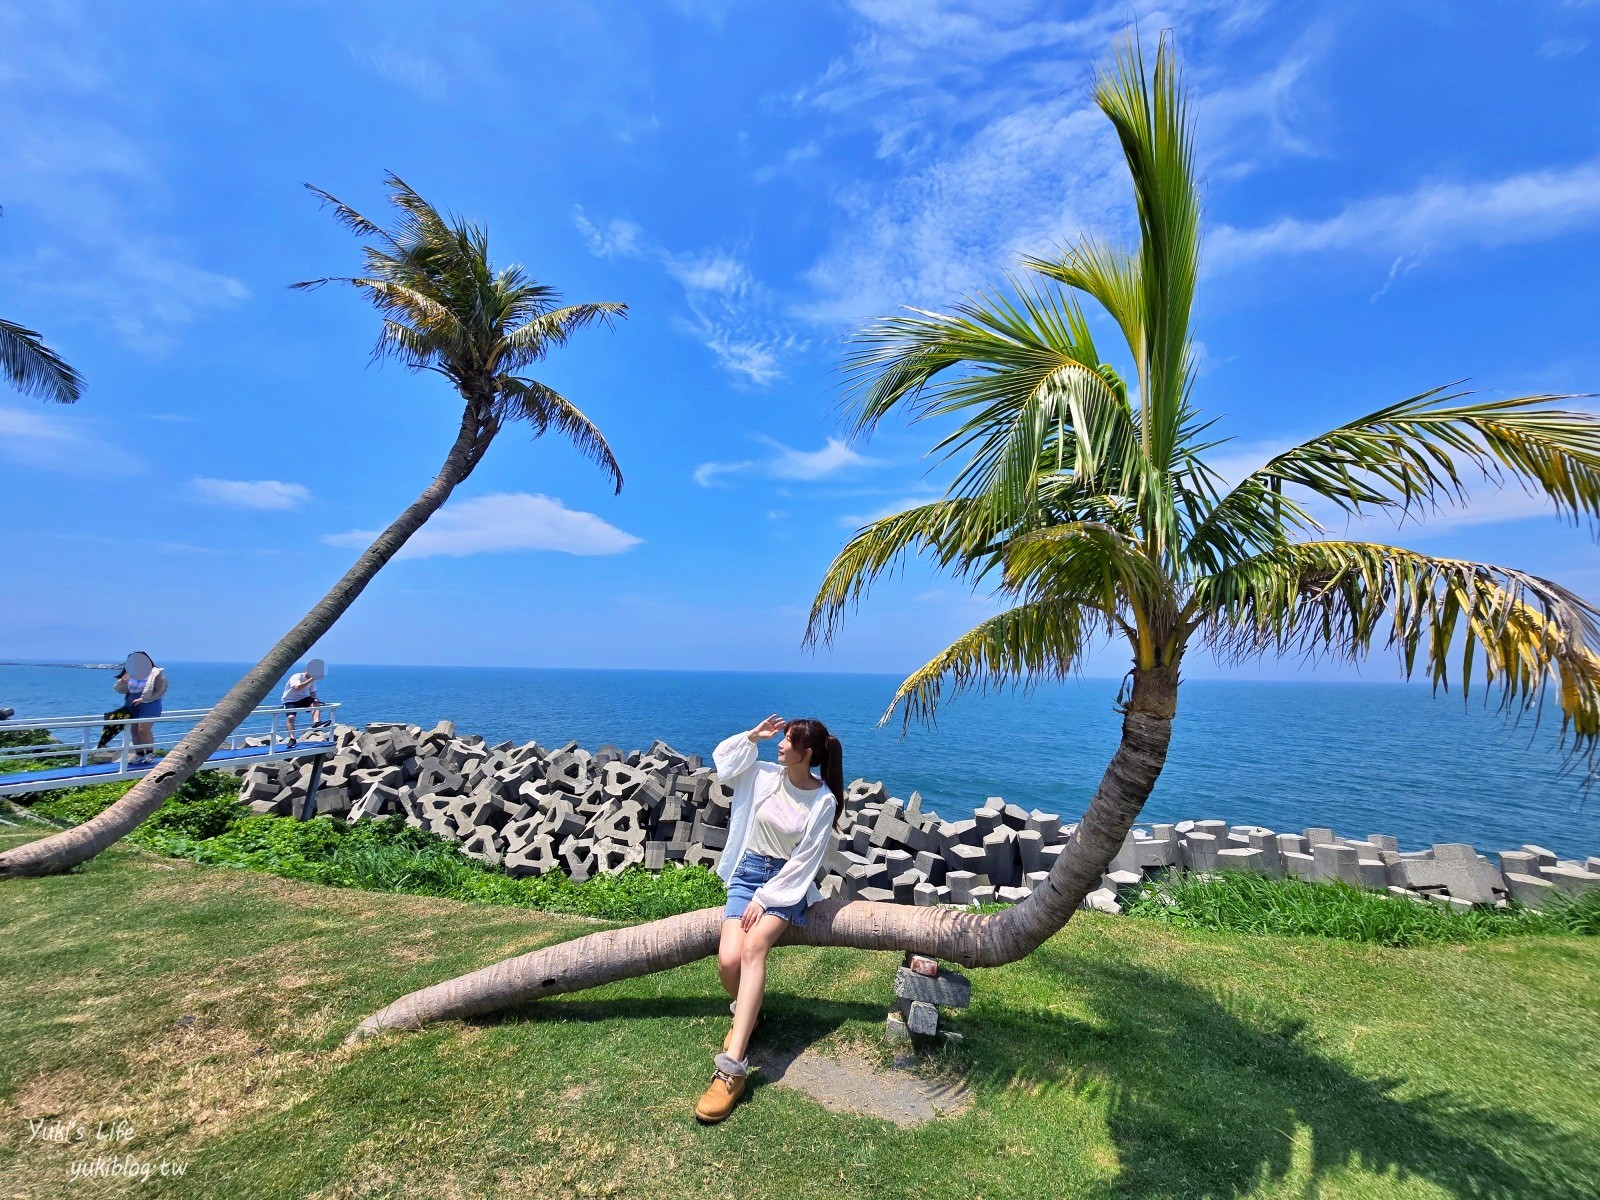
[279,669,322,746]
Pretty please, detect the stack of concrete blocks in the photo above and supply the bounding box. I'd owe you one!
[1076,821,1600,914]
[230,721,1599,910]
[886,964,971,1043]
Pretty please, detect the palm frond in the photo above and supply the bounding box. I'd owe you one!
[498,377,623,494]
[884,600,1110,730]
[1024,236,1144,378]
[1188,389,1600,571]
[1000,522,1162,624]
[494,302,628,368]
[0,318,83,403]
[842,278,1143,533]
[1195,540,1600,750]
[301,184,398,249]
[805,498,993,648]
[842,275,1108,436]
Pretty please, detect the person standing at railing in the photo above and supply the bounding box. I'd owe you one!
[279,669,323,746]
[114,651,167,766]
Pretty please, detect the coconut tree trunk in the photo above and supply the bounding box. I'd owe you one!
[0,405,496,880]
[347,662,1181,1042]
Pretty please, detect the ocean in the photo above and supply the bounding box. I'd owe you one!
[3,661,1596,860]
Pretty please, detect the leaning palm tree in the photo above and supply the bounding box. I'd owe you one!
[330,40,1600,1044]
[0,174,625,878]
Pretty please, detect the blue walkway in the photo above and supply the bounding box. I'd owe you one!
[0,738,335,796]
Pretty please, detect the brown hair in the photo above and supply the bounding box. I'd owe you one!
[785,717,844,829]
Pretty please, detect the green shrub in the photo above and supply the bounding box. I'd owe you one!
[0,728,75,773]
[1122,869,1573,947]
[0,727,54,749]
[1543,887,1600,936]
[20,774,725,922]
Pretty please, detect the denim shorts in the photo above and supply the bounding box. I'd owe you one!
[132,699,162,719]
[724,852,809,927]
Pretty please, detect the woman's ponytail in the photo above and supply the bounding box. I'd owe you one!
[821,734,845,829]
[786,718,846,830]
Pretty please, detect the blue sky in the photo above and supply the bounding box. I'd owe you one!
[4,0,1600,681]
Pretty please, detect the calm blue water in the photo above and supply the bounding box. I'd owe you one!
[3,661,1596,859]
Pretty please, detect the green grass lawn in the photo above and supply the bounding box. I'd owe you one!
[2,823,1598,1200]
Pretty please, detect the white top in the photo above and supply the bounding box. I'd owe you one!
[281,674,317,702]
[712,730,837,911]
[746,773,816,860]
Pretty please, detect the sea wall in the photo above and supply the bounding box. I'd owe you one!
[231,722,1600,913]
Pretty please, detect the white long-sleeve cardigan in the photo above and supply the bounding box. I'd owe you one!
[712,730,837,912]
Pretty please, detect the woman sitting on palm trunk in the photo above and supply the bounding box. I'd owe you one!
[696,714,843,1123]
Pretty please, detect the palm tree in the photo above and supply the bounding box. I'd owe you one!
[0,174,625,878]
[331,41,1600,1044]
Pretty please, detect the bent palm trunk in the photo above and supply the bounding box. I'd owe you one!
[0,409,494,880]
[349,664,1178,1041]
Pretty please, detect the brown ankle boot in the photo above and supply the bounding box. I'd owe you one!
[694,1054,748,1123]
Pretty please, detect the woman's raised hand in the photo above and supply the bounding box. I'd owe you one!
[748,714,785,743]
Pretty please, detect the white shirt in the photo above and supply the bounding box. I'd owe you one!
[712,731,837,911]
[281,674,317,703]
[746,772,818,860]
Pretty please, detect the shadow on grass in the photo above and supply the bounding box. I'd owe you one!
[965,959,1596,1200]
[486,964,1594,1199]
[477,991,887,1106]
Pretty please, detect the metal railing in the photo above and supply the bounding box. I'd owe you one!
[0,702,343,791]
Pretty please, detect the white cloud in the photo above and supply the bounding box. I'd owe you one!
[193,477,311,510]
[0,7,249,353]
[794,0,1286,321]
[1538,36,1588,59]
[322,492,642,559]
[764,436,881,480]
[665,252,751,295]
[839,494,938,527]
[352,44,449,99]
[1194,33,1324,178]
[1209,160,1600,271]
[573,208,646,259]
[0,403,142,474]
[692,460,755,488]
[574,207,802,385]
[695,436,882,488]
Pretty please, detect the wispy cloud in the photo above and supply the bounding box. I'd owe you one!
[838,494,939,528]
[1209,160,1600,271]
[193,477,311,510]
[1538,36,1588,59]
[574,211,646,259]
[352,43,449,99]
[694,435,883,488]
[573,207,801,385]
[322,492,642,559]
[0,6,249,353]
[793,0,1287,321]
[0,403,142,474]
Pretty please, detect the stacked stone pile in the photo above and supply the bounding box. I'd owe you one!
[230,722,1600,912]
[887,960,971,1043]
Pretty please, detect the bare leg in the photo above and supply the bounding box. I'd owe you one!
[725,913,788,1062]
[718,918,744,1000]
[286,711,298,738]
